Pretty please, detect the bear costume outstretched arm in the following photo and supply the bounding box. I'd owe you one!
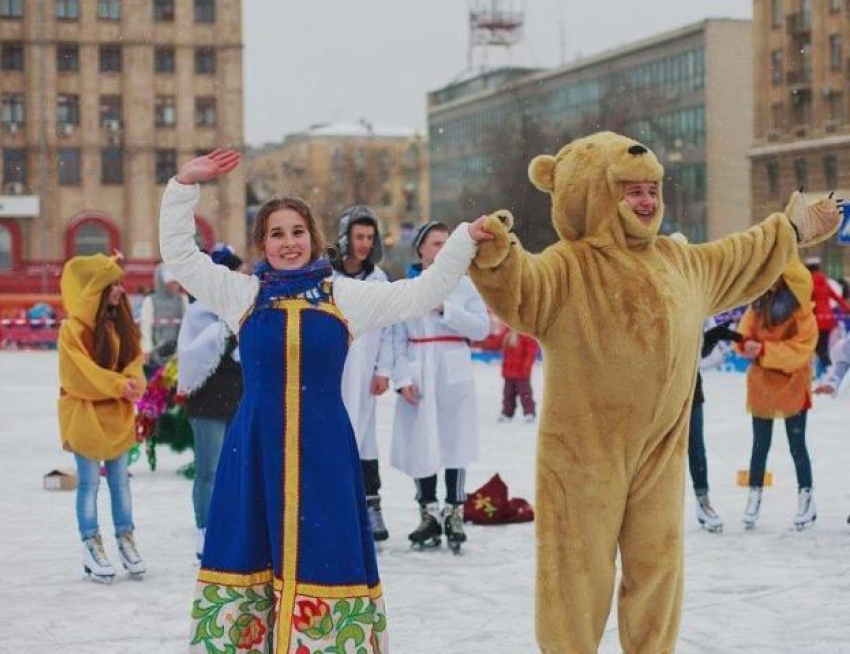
[469,212,569,338]
[681,212,798,317]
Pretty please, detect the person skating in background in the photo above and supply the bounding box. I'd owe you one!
[177,244,245,560]
[161,150,493,652]
[391,221,491,552]
[498,328,539,423]
[805,256,850,378]
[737,257,818,530]
[814,332,850,525]
[140,263,188,376]
[57,253,147,583]
[331,205,395,542]
[689,318,742,533]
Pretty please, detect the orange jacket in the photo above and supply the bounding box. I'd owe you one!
[737,304,817,420]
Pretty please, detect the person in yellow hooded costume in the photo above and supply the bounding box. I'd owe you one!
[58,253,148,583]
[467,131,840,653]
[737,257,818,531]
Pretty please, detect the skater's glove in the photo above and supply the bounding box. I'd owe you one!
[702,322,741,358]
[473,210,515,270]
[785,190,841,247]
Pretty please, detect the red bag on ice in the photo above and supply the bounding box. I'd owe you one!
[464,473,534,525]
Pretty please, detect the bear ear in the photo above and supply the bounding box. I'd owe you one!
[528,155,556,193]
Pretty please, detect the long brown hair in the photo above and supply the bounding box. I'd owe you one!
[251,197,326,264]
[92,285,141,370]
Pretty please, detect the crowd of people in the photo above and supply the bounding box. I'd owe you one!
[51,145,850,653]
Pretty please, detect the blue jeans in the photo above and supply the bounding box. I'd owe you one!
[687,402,709,495]
[749,411,812,489]
[190,417,227,529]
[74,453,133,540]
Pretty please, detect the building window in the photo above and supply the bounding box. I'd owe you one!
[73,222,110,256]
[770,49,783,85]
[794,158,808,189]
[824,155,838,189]
[1,42,24,71]
[99,95,122,127]
[195,0,215,23]
[155,96,176,127]
[830,0,842,10]
[99,45,122,73]
[55,0,80,20]
[101,148,123,184]
[98,0,120,19]
[57,148,82,185]
[155,149,177,184]
[195,97,216,127]
[57,94,80,126]
[56,43,79,72]
[3,148,26,185]
[829,35,842,72]
[154,46,175,74]
[195,47,216,74]
[0,223,11,270]
[1,0,23,18]
[1,94,24,127]
[771,0,783,28]
[827,92,844,122]
[771,103,785,131]
[153,0,174,21]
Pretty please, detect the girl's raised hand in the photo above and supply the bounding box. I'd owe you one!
[175,149,240,185]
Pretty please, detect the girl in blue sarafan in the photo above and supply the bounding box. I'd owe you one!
[159,150,494,654]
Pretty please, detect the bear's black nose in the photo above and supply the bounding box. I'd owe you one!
[628,144,648,155]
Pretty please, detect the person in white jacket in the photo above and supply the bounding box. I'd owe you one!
[331,205,395,541]
[160,150,495,654]
[391,221,491,550]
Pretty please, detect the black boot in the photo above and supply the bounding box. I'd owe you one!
[408,502,442,547]
[366,495,389,542]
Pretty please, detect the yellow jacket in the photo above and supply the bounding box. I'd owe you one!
[57,254,145,460]
[737,257,818,419]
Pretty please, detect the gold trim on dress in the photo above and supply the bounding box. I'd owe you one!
[197,568,274,587]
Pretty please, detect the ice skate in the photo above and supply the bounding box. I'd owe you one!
[82,534,116,584]
[497,413,511,423]
[196,527,205,561]
[742,487,763,529]
[695,493,723,533]
[793,487,817,531]
[116,531,147,577]
[442,504,467,554]
[523,413,536,424]
[366,496,389,542]
[409,502,442,549]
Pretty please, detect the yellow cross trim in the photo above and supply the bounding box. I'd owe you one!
[197,568,274,587]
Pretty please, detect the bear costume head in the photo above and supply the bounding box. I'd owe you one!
[528,131,665,246]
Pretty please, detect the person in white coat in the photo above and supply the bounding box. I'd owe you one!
[392,221,491,549]
[331,205,395,541]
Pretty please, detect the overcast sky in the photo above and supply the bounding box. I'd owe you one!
[242,1,751,146]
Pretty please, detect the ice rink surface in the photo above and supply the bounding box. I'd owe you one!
[0,351,848,653]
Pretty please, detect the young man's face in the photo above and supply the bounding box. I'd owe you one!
[348,223,376,264]
[622,181,659,225]
[418,229,449,269]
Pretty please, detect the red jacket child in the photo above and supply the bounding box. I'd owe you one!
[502,330,539,379]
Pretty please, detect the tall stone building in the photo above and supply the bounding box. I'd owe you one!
[0,0,245,293]
[750,0,848,276]
[428,19,753,251]
[246,122,430,278]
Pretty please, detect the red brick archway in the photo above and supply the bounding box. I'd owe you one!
[64,211,121,259]
[0,218,23,271]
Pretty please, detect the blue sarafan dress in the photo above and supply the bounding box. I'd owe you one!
[190,261,388,654]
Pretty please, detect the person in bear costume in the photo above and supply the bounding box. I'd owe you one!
[467,131,839,653]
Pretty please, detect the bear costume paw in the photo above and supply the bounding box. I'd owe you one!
[474,210,515,270]
[785,190,841,247]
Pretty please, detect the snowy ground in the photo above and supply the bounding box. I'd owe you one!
[1,351,849,653]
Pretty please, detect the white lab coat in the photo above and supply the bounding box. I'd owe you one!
[390,275,490,479]
[335,266,395,459]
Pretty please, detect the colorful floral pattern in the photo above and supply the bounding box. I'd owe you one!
[190,581,388,654]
